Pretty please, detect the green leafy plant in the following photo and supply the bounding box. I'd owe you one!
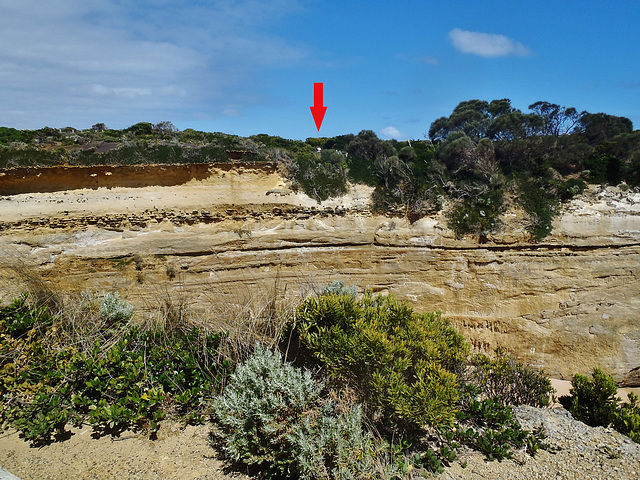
[559,367,640,443]
[0,294,53,338]
[289,291,470,434]
[456,397,540,461]
[516,175,558,241]
[0,292,230,445]
[469,347,553,407]
[447,190,504,240]
[615,392,640,443]
[293,149,348,201]
[559,367,619,427]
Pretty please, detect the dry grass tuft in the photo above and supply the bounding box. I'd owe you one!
[203,274,299,364]
[0,259,64,316]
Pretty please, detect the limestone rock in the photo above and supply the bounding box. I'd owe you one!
[0,164,638,385]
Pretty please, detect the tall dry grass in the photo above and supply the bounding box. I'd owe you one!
[0,258,355,366]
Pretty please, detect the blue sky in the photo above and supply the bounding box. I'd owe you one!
[1,0,639,140]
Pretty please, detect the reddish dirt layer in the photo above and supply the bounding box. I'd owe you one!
[0,162,276,195]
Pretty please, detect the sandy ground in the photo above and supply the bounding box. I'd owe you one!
[1,381,639,480]
[0,421,249,480]
[550,379,640,403]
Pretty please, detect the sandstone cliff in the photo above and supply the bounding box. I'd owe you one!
[0,163,638,385]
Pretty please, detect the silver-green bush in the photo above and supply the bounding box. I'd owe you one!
[210,345,376,479]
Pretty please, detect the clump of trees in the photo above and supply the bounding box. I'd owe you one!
[1,100,638,240]
[426,99,636,240]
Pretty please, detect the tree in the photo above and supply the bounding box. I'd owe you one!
[0,127,25,145]
[91,123,107,132]
[429,99,538,143]
[126,122,154,136]
[576,113,633,146]
[347,130,393,162]
[429,100,491,142]
[437,132,497,180]
[488,111,544,140]
[154,121,179,135]
[528,101,584,136]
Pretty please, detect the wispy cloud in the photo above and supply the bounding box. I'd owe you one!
[418,56,439,66]
[449,28,531,58]
[380,126,406,140]
[0,0,308,129]
[223,109,244,117]
[396,53,439,66]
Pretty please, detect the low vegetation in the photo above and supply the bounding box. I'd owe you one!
[0,293,230,444]
[559,367,640,443]
[0,272,637,478]
[2,98,638,240]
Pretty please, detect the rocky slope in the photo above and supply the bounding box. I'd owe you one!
[0,163,638,385]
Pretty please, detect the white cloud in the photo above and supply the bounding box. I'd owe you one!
[0,0,308,129]
[380,126,406,140]
[449,28,531,58]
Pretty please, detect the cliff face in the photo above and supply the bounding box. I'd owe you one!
[1,163,638,385]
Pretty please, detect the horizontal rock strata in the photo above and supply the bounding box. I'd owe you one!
[0,164,638,385]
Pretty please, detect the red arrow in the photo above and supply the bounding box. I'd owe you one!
[310,82,327,131]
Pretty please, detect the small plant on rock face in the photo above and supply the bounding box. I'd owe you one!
[95,291,134,324]
[318,280,357,298]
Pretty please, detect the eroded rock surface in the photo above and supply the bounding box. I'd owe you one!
[0,164,638,385]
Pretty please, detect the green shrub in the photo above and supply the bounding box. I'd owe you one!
[290,292,470,433]
[346,153,377,186]
[293,150,348,201]
[469,347,553,407]
[517,176,558,241]
[615,392,640,443]
[0,294,53,338]
[556,177,587,201]
[0,127,25,145]
[585,154,623,185]
[210,345,375,479]
[559,367,618,427]
[559,367,640,442]
[447,190,504,240]
[0,292,229,445]
[456,397,544,461]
